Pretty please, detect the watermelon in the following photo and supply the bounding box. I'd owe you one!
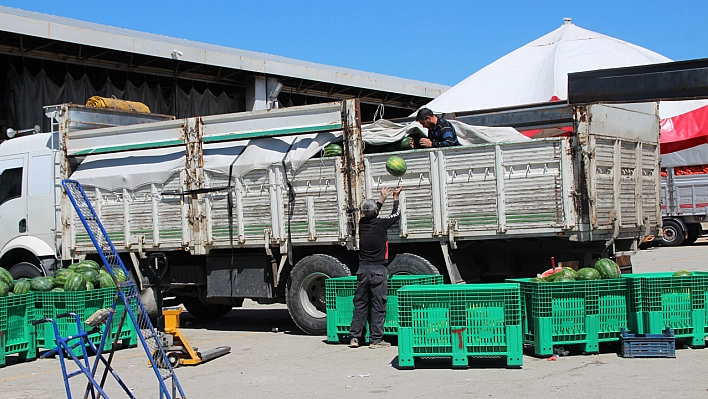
[540,267,563,279]
[593,258,621,279]
[530,277,544,282]
[51,287,65,292]
[85,281,94,290]
[323,144,342,157]
[542,268,576,282]
[54,272,72,287]
[113,268,128,283]
[80,260,101,270]
[0,267,13,288]
[575,267,601,281]
[401,137,412,149]
[98,273,116,288]
[386,156,407,177]
[65,274,87,292]
[79,269,99,285]
[673,270,692,277]
[68,264,79,271]
[554,276,576,282]
[13,279,31,294]
[0,281,9,297]
[30,277,53,292]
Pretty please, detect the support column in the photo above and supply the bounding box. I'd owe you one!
[245,76,281,111]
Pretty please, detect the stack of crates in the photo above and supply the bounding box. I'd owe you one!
[325,274,443,343]
[507,278,630,356]
[397,284,522,369]
[624,272,707,347]
[0,291,37,367]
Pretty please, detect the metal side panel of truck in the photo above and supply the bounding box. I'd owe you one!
[64,101,660,254]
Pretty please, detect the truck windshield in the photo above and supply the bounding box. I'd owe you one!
[0,167,23,205]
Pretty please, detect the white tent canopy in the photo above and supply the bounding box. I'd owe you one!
[424,19,707,120]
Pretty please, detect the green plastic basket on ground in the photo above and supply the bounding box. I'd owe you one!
[396,283,522,369]
[325,274,444,343]
[623,272,707,347]
[34,288,120,357]
[506,278,630,356]
[0,292,37,367]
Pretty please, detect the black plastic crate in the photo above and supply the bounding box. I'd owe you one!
[620,327,676,358]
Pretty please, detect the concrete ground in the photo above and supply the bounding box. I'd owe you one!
[1,240,707,398]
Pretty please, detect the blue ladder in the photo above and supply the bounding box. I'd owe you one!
[62,179,186,399]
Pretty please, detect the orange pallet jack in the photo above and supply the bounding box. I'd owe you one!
[158,307,231,367]
[148,253,230,368]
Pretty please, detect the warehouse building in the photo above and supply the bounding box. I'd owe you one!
[0,6,447,136]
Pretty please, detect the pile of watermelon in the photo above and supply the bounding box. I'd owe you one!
[53,260,124,292]
[533,258,622,282]
[0,261,128,297]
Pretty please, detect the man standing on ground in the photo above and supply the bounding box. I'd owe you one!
[349,186,402,349]
[409,107,460,148]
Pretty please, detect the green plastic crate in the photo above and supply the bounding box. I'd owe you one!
[35,288,117,356]
[325,274,444,343]
[103,291,138,350]
[624,272,707,346]
[506,278,630,356]
[397,284,522,369]
[0,292,37,367]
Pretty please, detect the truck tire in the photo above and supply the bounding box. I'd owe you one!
[387,253,440,275]
[9,262,44,279]
[286,254,350,335]
[685,223,702,245]
[661,219,685,246]
[181,296,233,319]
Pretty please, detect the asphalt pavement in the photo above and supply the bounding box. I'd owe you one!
[1,240,707,398]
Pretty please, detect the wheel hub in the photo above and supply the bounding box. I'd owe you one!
[299,272,327,318]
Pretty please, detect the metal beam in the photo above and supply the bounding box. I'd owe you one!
[453,101,574,130]
[568,58,708,105]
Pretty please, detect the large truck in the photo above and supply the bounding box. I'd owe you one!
[658,156,708,246]
[0,97,661,335]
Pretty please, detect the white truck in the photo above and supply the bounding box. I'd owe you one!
[0,98,660,335]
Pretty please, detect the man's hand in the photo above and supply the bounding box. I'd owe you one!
[408,137,415,149]
[419,138,433,148]
[393,186,402,200]
[379,187,392,202]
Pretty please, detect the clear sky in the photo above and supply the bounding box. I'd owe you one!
[4,0,707,86]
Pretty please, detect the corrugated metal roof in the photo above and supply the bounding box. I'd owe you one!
[0,6,448,99]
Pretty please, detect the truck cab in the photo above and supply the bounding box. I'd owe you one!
[0,132,61,278]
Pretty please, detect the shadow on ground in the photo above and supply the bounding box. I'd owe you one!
[180,307,302,335]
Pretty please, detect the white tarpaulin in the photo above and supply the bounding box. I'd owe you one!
[661,144,708,168]
[202,132,340,177]
[71,147,185,191]
[72,120,526,191]
[423,19,708,125]
[361,119,529,145]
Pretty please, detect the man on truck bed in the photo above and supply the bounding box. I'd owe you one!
[349,186,402,349]
[410,107,460,148]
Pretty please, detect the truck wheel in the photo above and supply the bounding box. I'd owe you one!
[9,262,44,279]
[660,220,685,246]
[387,253,439,275]
[286,254,350,335]
[685,223,702,245]
[181,297,233,319]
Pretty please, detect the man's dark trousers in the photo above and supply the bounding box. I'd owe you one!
[349,264,387,343]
